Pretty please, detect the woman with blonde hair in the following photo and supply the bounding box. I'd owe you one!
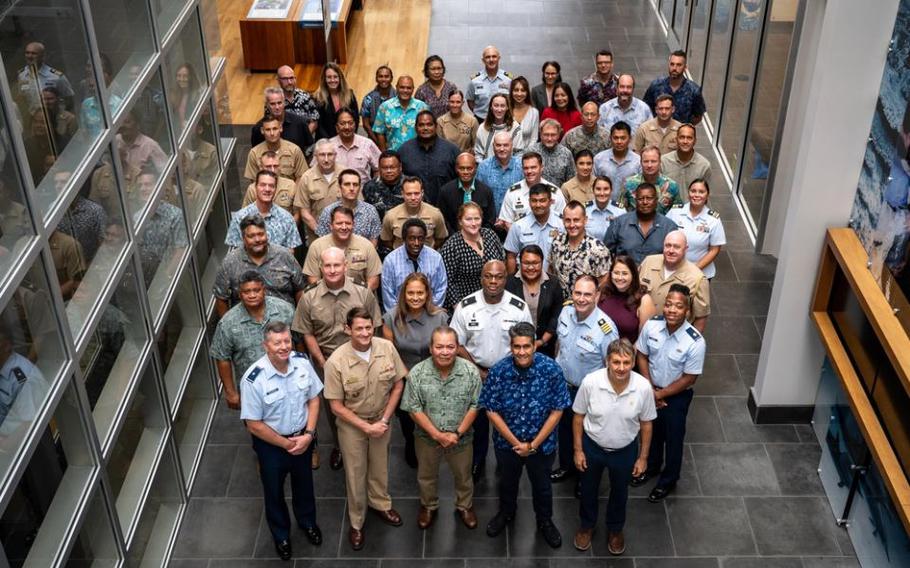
[314,62,359,140]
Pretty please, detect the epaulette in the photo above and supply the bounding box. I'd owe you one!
[12,368,26,384]
[650,315,665,321]
[508,181,523,191]
[471,71,482,79]
[597,318,613,334]
[503,71,514,78]
[49,66,63,76]
[708,208,720,218]
[461,295,478,307]
[291,351,308,358]
[303,281,319,292]
[562,299,573,306]
[686,326,702,341]
[245,366,263,383]
[672,202,685,208]
[510,297,526,310]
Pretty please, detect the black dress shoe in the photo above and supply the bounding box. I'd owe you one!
[550,467,574,482]
[538,520,562,548]
[485,511,512,537]
[630,470,659,487]
[302,525,322,546]
[275,539,292,561]
[472,462,484,482]
[330,447,344,470]
[648,484,675,503]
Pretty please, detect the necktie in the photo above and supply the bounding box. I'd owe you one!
[411,258,420,273]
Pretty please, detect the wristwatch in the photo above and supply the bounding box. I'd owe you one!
[304,429,317,440]
[527,443,538,455]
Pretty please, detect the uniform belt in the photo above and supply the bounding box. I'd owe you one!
[284,429,305,438]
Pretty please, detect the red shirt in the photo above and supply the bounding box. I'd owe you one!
[541,107,582,140]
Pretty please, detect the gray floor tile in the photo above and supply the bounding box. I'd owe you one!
[795,424,817,443]
[696,354,748,396]
[465,561,549,568]
[253,498,345,558]
[215,560,288,567]
[173,499,263,558]
[721,558,801,568]
[508,497,587,557]
[424,498,506,558]
[710,251,738,281]
[590,498,674,556]
[799,557,860,568]
[702,316,763,354]
[633,559,719,568]
[190,445,238,498]
[711,282,772,317]
[629,445,701,497]
[715,397,799,443]
[381,560,464,568]
[734,355,760,387]
[168,560,208,568]
[298,561,379,568]
[691,443,780,496]
[227,445,263,498]
[685,396,726,443]
[745,497,842,556]
[765,443,824,496]
[549,559,633,568]
[338,498,424,557]
[208,404,251,444]
[729,252,778,282]
[666,497,756,555]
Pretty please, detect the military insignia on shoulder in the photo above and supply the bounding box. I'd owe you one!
[471,71,482,79]
[651,315,665,321]
[562,299,573,306]
[303,281,319,292]
[672,202,684,208]
[597,318,613,334]
[504,71,514,78]
[245,366,263,383]
[291,351,308,359]
[708,208,720,218]
[49,66,63,75]
[508,182,523,191]
[509,297,526,310]
[12,368,27,384]
[461,295,478,307]
[686,326,702,341]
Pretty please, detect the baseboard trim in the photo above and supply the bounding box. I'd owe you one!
[747,389,815,424]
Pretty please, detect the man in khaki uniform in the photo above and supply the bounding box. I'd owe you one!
[324,307,407,550]
[632,94,681,156]
[48,230,85,300]
[379,177,448,249]
[244,115,307,184]
[294,247,381,470]
[294,139,344,243]
[638,230,710,332]
[303,206,381,290]
[242,151,296,213]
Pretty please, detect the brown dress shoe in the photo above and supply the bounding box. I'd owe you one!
[573,528,593,551]
[371,507,403,526]
[457,507,478,529]
[607,531,625,555]
[330,447,343,470]
[417,506,436,529]
[311,447,320,470]
[349,527,364,550]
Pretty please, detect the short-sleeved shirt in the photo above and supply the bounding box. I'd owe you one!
[585,201,627,242]
[620,173,681,215]
[362,176,405,221]
[476,155,523,213]
[597,97,653,134]
[360,87,396,124]
[638,256,711,320]
[577,72,619,108]
[57,196,106,261]
[499,179,566,225]
[17,63,74,111]
[548,234,612,298]
[382,309,450,369]
[556,306,619,387]
[293,164,344,242]
[449,290,533,369]
[381,245,447,311]
[440,228,505,310]
[240,352,324,436]
[561,176,595,206]
[398,137,460,203]
[328,134,381,183]
[503,211,565,271]
[401,357,482,449]
[466,69,512,120]
[563,125,611,157]
[666,203,727,279]
[632,118,681,155]
[593,149,641,195]
[138,202,187,283]
[526,143,576,187]
[0,352,49,435]
[213,245,305,306]
[210,296,296,377]
[643,76,707,124]
[573,370,656,450]
[225,204,302,250]
[323,338,407,419]
[603,211,678,265]
[415,80,459,118]
[478,352,571,454]
[315,199,382,241]
[661,151,712,202]
[244,139,307,182]
[635,316,706,388]
[117,133,169,176]
[437,112,479,153]
[372,98,430,151]
[293,278,382,357]
[302,234,382,286]
[273,88,320,122]
[380,202,448,248]
[242,177,297,213]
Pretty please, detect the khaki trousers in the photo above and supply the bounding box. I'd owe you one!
[314,365,339,446]
[337,418,392,529]
[415,436,474,511]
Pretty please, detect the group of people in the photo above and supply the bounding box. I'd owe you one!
[210,44,726,561]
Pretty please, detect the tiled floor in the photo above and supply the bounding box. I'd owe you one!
[170,1,858,566]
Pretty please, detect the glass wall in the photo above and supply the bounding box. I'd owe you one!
[0,0,233,565]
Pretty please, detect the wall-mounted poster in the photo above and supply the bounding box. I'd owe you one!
[849,0,910,314]
[247,0,293,19]
[299,0,343,23]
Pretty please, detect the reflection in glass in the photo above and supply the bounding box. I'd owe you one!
[63,486,120,567]
[152,0,191,42]
[197,190,230,309]
[0,109,36,287]
[0,381,93,566]
[173,348,215,485]
[107,364,167,534]
[200,0,223,72]
[158,268,204,407]
[719,0,766,175]
[138,186,189,317]
[80,262,149,446]
[180,106,221,227]
[701,0,736,132]
[686,0,713,84]
[126,448,182,565]
[164,16,208,139]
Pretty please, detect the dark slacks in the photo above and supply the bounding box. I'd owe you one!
[494,447,555,523]
[252,435,317,542]
[647,388,694,488]
[557,384,579,471]
[579,434,637,531]
[473,411,489,467]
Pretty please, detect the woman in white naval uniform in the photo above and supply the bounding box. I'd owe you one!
[665,178,726,279]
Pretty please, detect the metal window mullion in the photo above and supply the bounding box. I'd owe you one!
[71,241,138,354]
[159,1,201,55]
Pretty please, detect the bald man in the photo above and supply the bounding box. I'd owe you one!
[17,41,74,112]
[467,45,512,121]
[274,65,319,132]
[563,102,611,157]
[437,152,497,232]
[638,230,710,331]
[372,75,429,151]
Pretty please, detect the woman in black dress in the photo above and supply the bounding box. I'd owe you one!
[439,202,505,311]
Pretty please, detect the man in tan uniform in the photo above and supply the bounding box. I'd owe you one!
[632,94,681,156]
[302,206,381,290]
[244,115,307,184]
[324,307,407,550]
[294,247,381,471]
[638,230,710,332]
[48,230,85,300]
[294,138,344,243]
[379,177,448,249]
[242,151,296,213]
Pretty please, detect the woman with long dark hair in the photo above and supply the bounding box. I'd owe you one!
[597,254,657,342]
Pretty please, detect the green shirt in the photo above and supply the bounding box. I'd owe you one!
[400,357,482,450]
[209,296,296,377]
